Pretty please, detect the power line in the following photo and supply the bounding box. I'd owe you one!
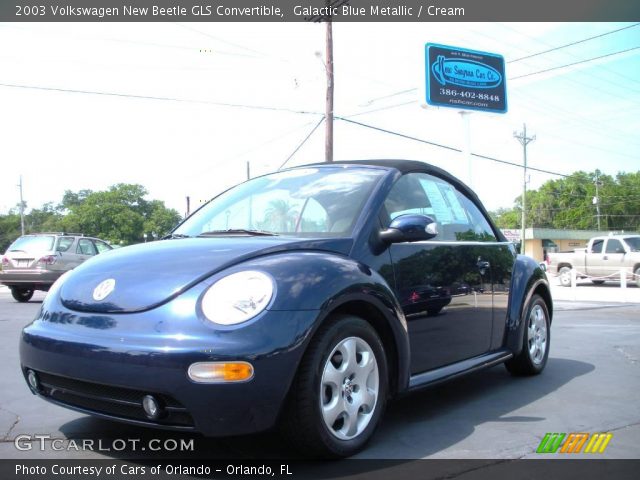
[337,117,461,153]
[508,23,640,63]
[353,40,640,109]
[344,100,415,118]
[279,116,325,170]
[336,117,572,177]
[173,23,269,58]
[510,46,640,81]
[0,82,324,116]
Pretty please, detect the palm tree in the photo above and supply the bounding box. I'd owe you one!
[265,199,298,232]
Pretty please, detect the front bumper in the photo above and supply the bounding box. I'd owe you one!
[19,286,318,436]
[0,269,62,288]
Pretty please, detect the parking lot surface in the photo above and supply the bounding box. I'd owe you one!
[0,287,638,460]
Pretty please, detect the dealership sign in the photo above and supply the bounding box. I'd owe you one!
[426,43,507,113]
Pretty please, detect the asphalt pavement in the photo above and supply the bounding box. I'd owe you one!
[0,288,638,460]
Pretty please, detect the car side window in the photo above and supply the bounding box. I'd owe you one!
[605,239,624,254]
[93,240,111,254]
[77,238,97,256]
[384,173,497,242]
[56,237,75,252]
[299,198,329,233]
[591,239,604,253]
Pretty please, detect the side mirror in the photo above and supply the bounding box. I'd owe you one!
[379,214,438,244]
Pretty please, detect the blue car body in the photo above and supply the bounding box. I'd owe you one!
[20,160,552,447]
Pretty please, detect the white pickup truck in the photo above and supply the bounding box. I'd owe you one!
[548,235,640,287]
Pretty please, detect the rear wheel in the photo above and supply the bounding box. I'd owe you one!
[281,316,388,458]
[505,294,550,376]
[11,287,34,303]
[635,268,640,288]
[558,266,572,287]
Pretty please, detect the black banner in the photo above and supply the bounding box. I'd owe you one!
[3,0,640,22]
[3,460,640,480]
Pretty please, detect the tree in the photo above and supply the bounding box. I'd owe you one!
[490,170,640,232]
[264,199,298,232]
[60,184,181,244]
[0,184,181,250]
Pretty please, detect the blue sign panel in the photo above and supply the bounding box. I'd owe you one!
[426,43,507,113]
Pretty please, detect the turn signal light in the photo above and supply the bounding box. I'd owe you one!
[188,361,254,383]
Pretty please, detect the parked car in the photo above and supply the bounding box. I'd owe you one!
[1,233,112,302]
[548,235,640,287]
[19,161,552,457]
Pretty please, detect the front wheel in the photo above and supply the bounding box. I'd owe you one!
[505,294,550,376]
[11,287,34,303]
[281,316,388,458]
[635,267,640,288]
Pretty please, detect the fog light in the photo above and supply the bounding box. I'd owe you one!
[142,395,161,419]
[27,370,39,391]
[188,362,254,383]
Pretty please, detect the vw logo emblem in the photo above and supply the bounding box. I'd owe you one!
[93,279,116,301]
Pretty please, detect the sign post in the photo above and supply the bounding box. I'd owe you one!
[425,43,507,187]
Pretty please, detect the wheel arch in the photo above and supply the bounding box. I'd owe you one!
[241,251,412,397]
[504,255,553,356]
[556,262,572,273]
[321,298,405,397]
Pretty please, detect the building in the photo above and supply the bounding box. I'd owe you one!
[501,228,640,263]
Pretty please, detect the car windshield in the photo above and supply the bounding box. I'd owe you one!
[7,235,55,253]
[174,167,385,237]
[624,237,640,251]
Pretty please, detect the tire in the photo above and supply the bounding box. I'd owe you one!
[591,280,605,285]
[558,266,572,287]
[635,268,640,288]
[505,294,550,376]
[281,315,388,458]
[11,287,34,303]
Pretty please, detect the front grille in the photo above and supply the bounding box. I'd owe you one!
[34,371,194,428]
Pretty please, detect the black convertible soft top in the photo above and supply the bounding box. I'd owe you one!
[301,159,507,243]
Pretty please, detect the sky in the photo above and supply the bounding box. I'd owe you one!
[0,21,638,217]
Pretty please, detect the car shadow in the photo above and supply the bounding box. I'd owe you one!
[360,357,594,458]
[57,357,594,461]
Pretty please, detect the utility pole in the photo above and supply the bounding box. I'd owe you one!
[246,161,251,180]
[594,171,602,230]
[17,175,25,235]
[324,19,334,163]
[513,124,536,255]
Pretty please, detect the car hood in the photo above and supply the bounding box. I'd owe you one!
[59,236,352,313]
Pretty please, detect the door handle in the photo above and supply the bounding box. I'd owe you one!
[603,255,608,260]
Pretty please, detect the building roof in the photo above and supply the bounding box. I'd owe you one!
[524,228,639,240]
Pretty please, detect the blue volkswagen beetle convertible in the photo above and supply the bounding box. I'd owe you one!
[20,160,552,457]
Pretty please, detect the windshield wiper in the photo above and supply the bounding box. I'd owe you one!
[163,233,191,239]
[198,229,278,237]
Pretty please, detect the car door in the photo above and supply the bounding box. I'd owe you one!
[585,238,605,277]
[600,238,627,277]
[381,173,496,374]
[76,238,97,264]
[53,236,76,273]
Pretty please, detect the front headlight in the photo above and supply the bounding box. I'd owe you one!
[201,271,274,326]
